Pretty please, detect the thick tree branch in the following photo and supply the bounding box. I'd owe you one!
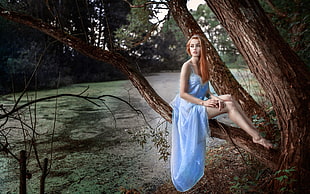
[209,119,278,169]
[0,6,278,169]
[0,7,172,122]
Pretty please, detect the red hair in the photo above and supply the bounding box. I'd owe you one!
[186,35,210,83]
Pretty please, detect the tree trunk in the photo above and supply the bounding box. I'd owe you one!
[206,0,310,191]
[19,150,27,194]
[40,158,48,194]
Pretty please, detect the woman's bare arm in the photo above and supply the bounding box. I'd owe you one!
[179,61,218,108]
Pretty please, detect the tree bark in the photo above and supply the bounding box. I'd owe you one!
[209,119,278,169]
[206,0,310,191]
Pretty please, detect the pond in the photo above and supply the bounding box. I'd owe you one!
[0,73,181,193]
[0,70,260,193]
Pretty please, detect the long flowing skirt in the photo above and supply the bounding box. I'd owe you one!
[170,96,209,192]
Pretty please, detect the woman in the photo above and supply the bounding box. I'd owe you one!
[170,34,273,192]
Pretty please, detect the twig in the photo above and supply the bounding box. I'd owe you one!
[47,84,59,175]
[101,100,117,129]
[215,119,248,165]
[0,141,19,161]
[11,43,51,112]
[263,0,287,18]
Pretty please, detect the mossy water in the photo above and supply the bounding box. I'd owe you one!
[0,77,173,193]
[0,70,262,193]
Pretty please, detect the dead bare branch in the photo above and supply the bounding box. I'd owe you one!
[263,0,287,18]
[0,93,143,120]
[0,141,19,161]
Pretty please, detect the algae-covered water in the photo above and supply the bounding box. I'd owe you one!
[0,73,179,193]
[0,70,261,193]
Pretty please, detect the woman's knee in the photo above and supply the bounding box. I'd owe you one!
[219,94,233,102]
[225,100,237,112]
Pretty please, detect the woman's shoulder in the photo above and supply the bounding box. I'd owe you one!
[180,60,192,77]
[183,59,192,66]
[181,60,192,71]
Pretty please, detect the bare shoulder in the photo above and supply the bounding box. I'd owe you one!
[179,60,191,87]
[181,60,192,74]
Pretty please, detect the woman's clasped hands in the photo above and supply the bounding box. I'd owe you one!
[201,99,225,111]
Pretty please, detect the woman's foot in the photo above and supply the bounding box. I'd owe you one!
[253,137,274,149]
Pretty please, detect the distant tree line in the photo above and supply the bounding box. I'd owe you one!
[0,0,239,95]
[0,0,131,94]
[0,0,308,96]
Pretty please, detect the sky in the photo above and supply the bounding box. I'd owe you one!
[187,0,205,11]
[154,0,205,22]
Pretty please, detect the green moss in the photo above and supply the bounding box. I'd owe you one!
[0,79,168,193]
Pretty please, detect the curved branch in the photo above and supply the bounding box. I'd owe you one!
[209,119,279,169]
[0,7,172,122]
[0,142,19,161]
[0,93,144,120]
[263,0,287,18]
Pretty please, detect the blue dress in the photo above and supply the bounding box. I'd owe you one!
[170,70,210,192]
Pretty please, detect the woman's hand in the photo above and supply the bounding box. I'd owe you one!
[201,99,225,111]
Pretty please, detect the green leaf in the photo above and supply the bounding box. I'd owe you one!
[275,176,284,181]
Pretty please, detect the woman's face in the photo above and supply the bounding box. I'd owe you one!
[189,38,201,57]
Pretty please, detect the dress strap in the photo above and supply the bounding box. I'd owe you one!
[189,64,196,75]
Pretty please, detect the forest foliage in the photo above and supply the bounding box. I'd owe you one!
[0,0,308,95]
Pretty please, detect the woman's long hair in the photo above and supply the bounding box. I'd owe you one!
[186,35,210,83]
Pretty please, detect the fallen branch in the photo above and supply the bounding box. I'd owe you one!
[0,93,142,120]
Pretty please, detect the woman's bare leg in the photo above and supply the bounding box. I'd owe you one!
[220,95,256,130]
[206,95,273,149]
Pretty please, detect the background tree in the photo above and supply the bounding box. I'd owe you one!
[0,0,129,95]
[154,19,188,70]
[260,0,309,65]
[193,4,246,68]
[114,0,183,72]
